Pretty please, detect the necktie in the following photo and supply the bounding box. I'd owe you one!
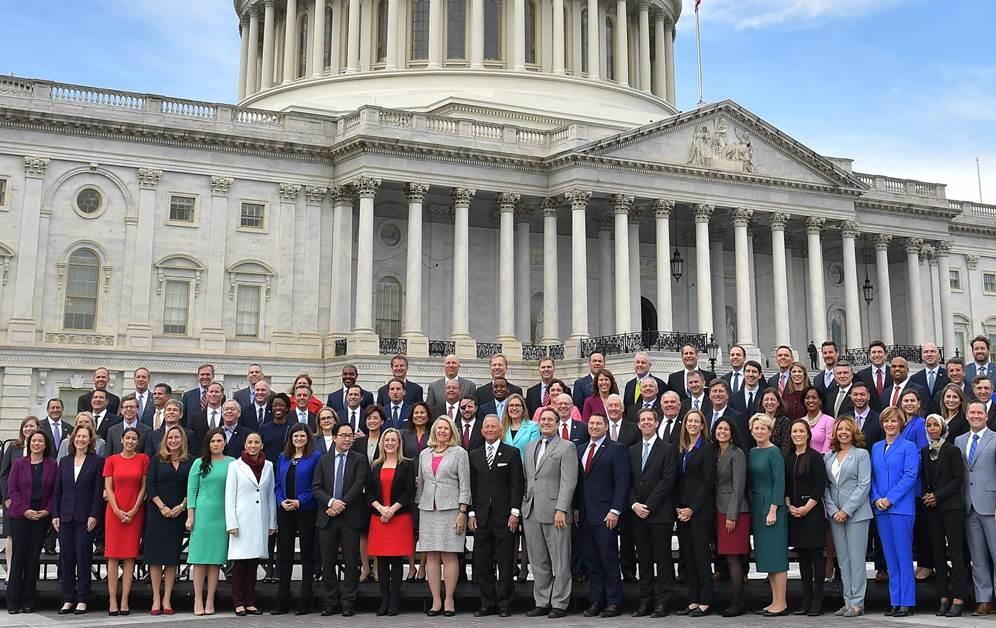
[825,370,833,387]
[155,409,163,430]
[969,433,980,465]
[463,422,471,449]
[224,426,233,443]
[611,423,619,441]
[138,393,146,417]
[52,421,61,445]
[834,389,847,415]
[211,409,218,428]
[200,389,207,411]
[393,405,400,425]
[561,422,569,440]
[333,453,345,499]
[448,404,456,420]
[584,442,597,475]
[643,401,652,409]
[641,441,650,471]
[634,379,642,403]
[258,406,264,425]
[693,398,700,409]
[747,390,755,410]
[535,438,548,465]
[541,385,549,406]
[486,444,495,468]
[875,369,884,397]
[351,410,358,431]
[856,414,864,430]
[779,373,787,394]
[890,384,901,407]
[733,372,741,392]
[712,410,718,426]
[663,419,673,440]
[299,410,307,424]
[928,370,936,393]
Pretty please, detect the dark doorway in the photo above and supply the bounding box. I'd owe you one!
[641,297,658,333]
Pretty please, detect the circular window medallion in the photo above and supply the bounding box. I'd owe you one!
[827,261,844,286]
[75,188,103,216]
[379,222,402,247]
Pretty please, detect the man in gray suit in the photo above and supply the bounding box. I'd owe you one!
[426,354,477,408]
[522,409,578,618]
[957,400,996,616]
[105,394,152,456]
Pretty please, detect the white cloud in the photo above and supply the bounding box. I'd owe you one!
[683,0,909,30]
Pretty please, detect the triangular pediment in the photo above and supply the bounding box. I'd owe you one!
[570,101,865,190]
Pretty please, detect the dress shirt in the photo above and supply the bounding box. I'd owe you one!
[632,435,658,510]
[583,436,620,515]
[711,405,728,426]
[93,411,107,431]
[853,408,869,431]
[446,402,458,420]
[559,420,572,440]
[729,370,744,392]
[658,415,679,440]
[346,407,362,431]
[223,423,237,443]
[153,407,165,430]
[833,385,852,415]
[136,391,149,416]
[296,408,309,424]
[743,385,759,408]
[608,419,624,441]
[495,399,507,419]
[253,403,267,424]
[328,450,348,506]
[207,407,221,428]
[966,428,987,459]
[689,394,704,410]
[47,419,63,444]
[823,369,834,388]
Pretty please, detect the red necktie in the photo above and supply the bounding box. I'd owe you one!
[463,422,470,449]
[561,422,569,441]
[876,369,884,397]
[200,389,207,411]
[890,384,900,407]
[584,442,597,475]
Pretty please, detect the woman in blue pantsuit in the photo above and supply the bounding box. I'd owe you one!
[870,406,919,617]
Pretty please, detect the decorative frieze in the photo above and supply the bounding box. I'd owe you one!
[137,167,163,189]
[279,183,301,201]
[45,333,115,346]
[23,156,50,178]
[210,175,234,195]
[304,185,327,204]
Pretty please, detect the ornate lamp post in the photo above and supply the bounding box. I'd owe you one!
[706,334,719,372]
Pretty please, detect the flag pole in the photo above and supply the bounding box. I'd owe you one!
[978,157,984,202]
[695,2,704,106]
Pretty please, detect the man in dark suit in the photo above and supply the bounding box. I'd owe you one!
[89,389,121,440]
[105,395,153,456]
[431,379,463,425]
[813,340,840,409]
[605,394,639,582]
[730,360,763,417]
[189,382,228,452]
[553,393,589,447]
[327,364,374,418]
[145,399,196,457]
[469,414,524,617]
[678,371,712,421]
[628,407,677,617]
[527,357,559,417]
[147,383,172,431]
[767,345,794,393]
[376,354,424,405]
[965,335,994,386]
[623,352,668,411]
[219,400,250,457]
[475,354,523,406]
[382,378,414,430]
[573,352,605,410]
[667,345,715,401]
[706,379,748,446]
[77,366,121,415]
[313,422,370,617]
[626,377,664,423]
[721,345,748,398]
[456,397,486,452]
[477,378,512,421]
[181,363,218,426]
[909,342,949,414]
[855,341,892,411]
[291,385,319,431]
[39,398,73,458]
[827,362,856,417]
[242,380,272,429]
[232,363,266,410]
[574,413,630,617]
[885,357,927,410]
[657,392,683,446]
[132,367,156,427]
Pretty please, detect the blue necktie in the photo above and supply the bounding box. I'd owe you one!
[927,370,936,394]
[641,441,650,471]
[333,453,345,499]
[969,434,980,465]
[732,372,741,393]
[52,421,61,445]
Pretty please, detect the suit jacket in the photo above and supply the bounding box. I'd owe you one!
[882,380,928,411]
[240,403,272,430]
[869,437,920,516]
[6,456,57,518]
[188,408,226,453]
[622,374,667,409]
[667,369,716,400]
[180,387,208,426]
[326,387,374,419]
[715,446,749,520]
[575,439,629,526]
[274,451,322,510]
[38,419,74,458]
[468,441,524,526]
[288,408,318,432]
[657,415,683,446]
[987,403,996,432]
[813,369,838,409]
[425,377,477,409]
[522,436,578,523]
[706,405,749,447]
[77,389,120,415]
[133,391,156,427]
[557,419,590,448]
[854,409,882,449]
[222,425,250,458]
[382,402,414,431]
[956,428,996,515]
[232,386,256,411]
[822,447,873,521]
[832,388,855,418]
[145,425,197,457]
[855,364,893,412]
[606,419,641,448]
[626,402,663,424]
[313,448,370,528]
[527,381,567,417]
[678,396,712,421]
[366,458,416,514]
[53,453,104,523]
[415,446,471,511]
[105,421,152,457]
[628,438,677,524]
[965,363,995,388]
[767,370,790,393]
[730,386,762,417]
[920,441,964,512]
[474,381,523,406]
[572,373,595,410]
[92,411,121,440]
[909,367,950,413]
[455,418,486,452]
[675,442,716,515]
[430,402,461,425]
[0,443,26,504]
[376,380,425,406]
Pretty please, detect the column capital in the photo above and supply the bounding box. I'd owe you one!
[873,233,893,251]
[353,176,382,199]
[405,182,430,202]
[935,240,952,256]
[769,212,790,230]
[731,207,754,226]
[967,255,980,270]
[638,0,651,10]
[451,187,477,207]
[210,175,234,195]
[653,199,675,218]
[541,197,559,217]
[514,205,533,223]
[805,216,825,235]
[840,220,860,238]
[304,185,328,204]
[922,244,937,265]
[904,237,923,255]
[612,194,634,214]
[329,184,355,205]
[137,167,163,189]
[694,203,714,223]
[497,192,521,213]
[564,189,591,210]
[23,156,50,178]
[279,183,302,201]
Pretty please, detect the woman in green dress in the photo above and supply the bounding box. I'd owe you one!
[185,428,233,616]
[748,413,789,616]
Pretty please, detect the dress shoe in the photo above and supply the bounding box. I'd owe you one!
[631,603,652,617]
[342,608,355,617]
[8,609,20,615]
[762,608,789,617]
[712,572,728,582]
[842,607,864,618]
[651,605,669,618]
[893,606,912,617]
[974,602,994,616]
[792,606,809,616]
[689,607,712,617]
[721,606,744,617]
[600,605,621,617]
[936,600,951,616]
[427,608,442,617]
[59,605,75,615]
[320,609,339,617]
[884,606,896,616]
[498,607,511,617]
[946,602,965,617]
[676,606,695,616]
[583,604,602,617]
[235,609,247,617]
[874,569,888,582]
[547,608,568,618]
[294,608,311,616]
[376,605,389,617]
[526,606,551,617]
[474,607,496,617]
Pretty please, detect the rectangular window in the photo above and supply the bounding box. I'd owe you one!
[484,0,502,61]
[984,272,996,295]
[169,195,196,222]
[955,330,966,362]
[64,265,98,330]
[240,202,266,230]
[236,285,261,337]
[411,0,430,60]
[162,280,189,335]
[447,0,466,59]
[0,177,8,208]
[949,268,961,291]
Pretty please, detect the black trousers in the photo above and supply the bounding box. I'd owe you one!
[473,517,517,610]
[926,507,969,600]
[913,499,933,569]
[377,557,403,612]
[677,514,712,605]
[619,517,637,578]
[796,547,825,606]
[7,516,49,610]
[277,508,317,608]
[632,518,675,608]
[319,519,360,611]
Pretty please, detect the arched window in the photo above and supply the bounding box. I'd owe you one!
[524,0,537,64]
[447,0,467,60]
[375,277,403,338]
[411,0,430,60]
[298,13,310,77]
[580,8,588,73]
[605,16,614,80]
[64,248,99,330]
[484,0,502,61]
[377,0,389,62]
[324,6,334,69]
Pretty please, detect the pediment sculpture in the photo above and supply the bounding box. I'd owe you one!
[686,116,755,174]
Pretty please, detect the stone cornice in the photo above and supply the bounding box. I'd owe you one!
[855,198,962,220]
[950,222,996,238]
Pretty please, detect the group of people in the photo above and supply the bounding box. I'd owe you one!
[2,336,996,619]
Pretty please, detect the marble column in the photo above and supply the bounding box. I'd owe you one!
[8,158,47,344]
[515,206,532,342]
[587,0,600,79]
[653,199,673,332]
[552,0,566,74]
[352,177,381,348]
[613,195,633,334]
[874,234,894,346]
[694,203,713,336]
[541,198,561,344]
[615,0,629,85]
[348,0,362,71]
[638,1,651,92]
[403,183,429,354]
[513,0,526,70]
[201,176,233,352]
[597,214,614,335]
[261,0,276,88]
[732,207,754,347]
[664,19,675,104]
[806,217,827,343]
[451,188,476,355]
[238,17,250,99]
[311,0,327,76]
[566,190,591,343]
[652,13,665,98]
[935,241,956,355]
[283,0,298,81]
[427,0,442,68]
[275,183,301,346]
[470,0,485,68]
[124,168,162,349]
[966,256,980,343]
[247,10,260,95]
[905,238,926,345]
[840,221,863,350]
[301,186,326,341]
[710,226,727,350]
[628,207,642,332]
[385,0,400,69]
[925,246,943,345]
[328,184,354,337]
[497,193,522,354]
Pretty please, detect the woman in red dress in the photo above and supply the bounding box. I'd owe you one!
[366,428,415,616]
[103,427,149,615]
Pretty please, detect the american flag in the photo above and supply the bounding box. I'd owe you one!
[696,0,702,9]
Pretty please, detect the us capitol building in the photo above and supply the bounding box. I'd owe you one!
[0,0,994,430]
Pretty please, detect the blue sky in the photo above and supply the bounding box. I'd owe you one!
[2,0,993,202]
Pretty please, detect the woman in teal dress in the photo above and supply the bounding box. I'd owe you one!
[185,428,233,616]
[748,413,789,616]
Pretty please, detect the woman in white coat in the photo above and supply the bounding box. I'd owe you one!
[225,433,276,616]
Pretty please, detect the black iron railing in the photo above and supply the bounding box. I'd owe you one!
[475,342,503,359]
[379,337,408,355]
[580,331,708,357]
[522,344,565,361]
[428,340,456,357]
[842,345,941,366]
[334,338,348,356]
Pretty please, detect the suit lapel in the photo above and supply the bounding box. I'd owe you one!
[641,440,661,476]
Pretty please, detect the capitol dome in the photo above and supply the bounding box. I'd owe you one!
[234,0,681,126]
